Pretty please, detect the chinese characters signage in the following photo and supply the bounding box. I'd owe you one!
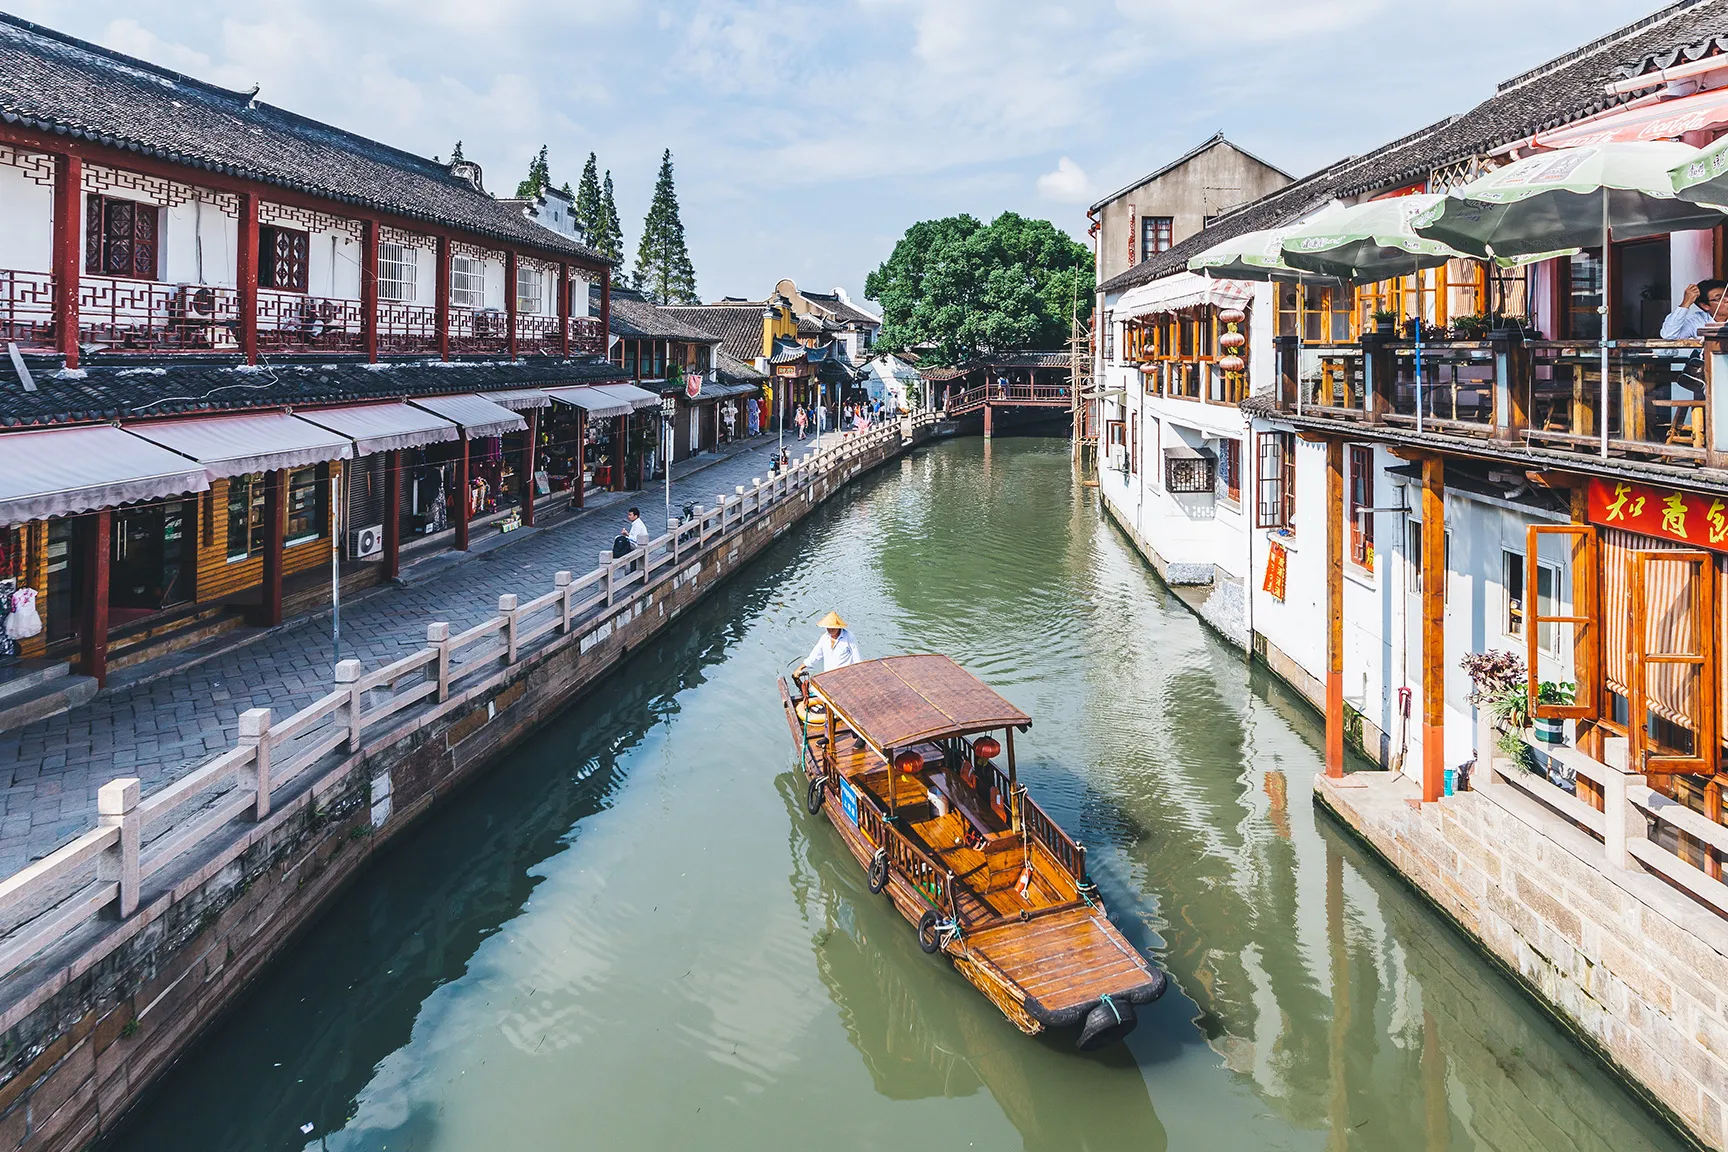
[1586,477,1728,552]
[1263,540,1289,601]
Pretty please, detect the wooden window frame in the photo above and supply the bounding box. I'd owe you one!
[1527,524,1598,721]
[84,193,161,282]
[1348,446,1374,573]
[1255,431,1295,530]
[1218,437,1241,504]
[258,224,310,293]
[1141,216,1173,258]
[1628,548,1717,775]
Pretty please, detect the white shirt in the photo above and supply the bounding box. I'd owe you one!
[805,628,862,673]
[1660,303,1718,341]
[626,517,650,546]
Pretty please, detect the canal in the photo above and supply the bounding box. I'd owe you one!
[107,437,1683,1151]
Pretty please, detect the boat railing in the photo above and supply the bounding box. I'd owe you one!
[855,790,955,919]
[965,739,1087,886]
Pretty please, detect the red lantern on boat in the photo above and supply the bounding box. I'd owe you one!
[973,736,1001,763]
[894,750,923,775]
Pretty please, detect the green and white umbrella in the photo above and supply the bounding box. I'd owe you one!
[1671,132,1728,206]
[1279,194,1465,283]
[1187,217,1344,282]
[1414,141,1724,257]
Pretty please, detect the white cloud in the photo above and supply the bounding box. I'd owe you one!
[1037,157,1093,204]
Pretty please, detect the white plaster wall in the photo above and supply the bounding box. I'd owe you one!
[303,229,361,300]
[0,165,51,272]
[414,247,437,307]
[483,257,505,311]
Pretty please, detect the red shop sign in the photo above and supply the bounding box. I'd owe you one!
[1586,477,1728,552]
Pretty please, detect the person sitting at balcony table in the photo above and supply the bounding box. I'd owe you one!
[795,611,861,677]
[1660,280,1727,340]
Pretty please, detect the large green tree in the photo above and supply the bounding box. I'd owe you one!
[594,170,625,265]
[864,212,1092,364]
[632,149,698,304]
[573,152,603,246]
[515,144,551,200]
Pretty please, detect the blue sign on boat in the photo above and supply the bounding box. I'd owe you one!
[839,777,859,825]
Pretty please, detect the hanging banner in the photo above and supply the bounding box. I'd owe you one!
[1263,540,1289,601]
[1586,477,1728,552]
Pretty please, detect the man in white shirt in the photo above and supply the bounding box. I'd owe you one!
[1660,280,1726,340]
[625,507,651,548]
[797,610,862,676]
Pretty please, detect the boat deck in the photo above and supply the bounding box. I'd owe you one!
[964,908,1155,1018]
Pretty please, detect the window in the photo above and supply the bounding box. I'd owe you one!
[516,264,543,315]
[1564,250,1603,341]
[1276,282,1356,343]
[378,242,418,303]
[1103,321,1116,362]
[1504,549,1525,636]
[1256,432,1295,529]
[85,194,160,280]
[1141,216,1173,260]
[285,466,326,544]
[1217,437,1240,504]
[451,255,485,309]
[226,475,266,562]
[1348,446,1374,572]
[258,225,310,292]
[1129,414,1138,475]
[1409,522,1450,600]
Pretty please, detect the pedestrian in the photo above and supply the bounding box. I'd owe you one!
[795,405,808,439]
[625,506,650,548]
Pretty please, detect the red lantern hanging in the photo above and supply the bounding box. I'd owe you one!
[973,735,1001,763]
[894,750,924,775]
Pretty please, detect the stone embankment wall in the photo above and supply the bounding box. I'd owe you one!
[1319,771,1728,1150]
[0,422,929,1152]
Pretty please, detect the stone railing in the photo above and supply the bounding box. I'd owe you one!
[0,415,933,980]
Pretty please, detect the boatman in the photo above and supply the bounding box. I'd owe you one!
[797,610,861,677]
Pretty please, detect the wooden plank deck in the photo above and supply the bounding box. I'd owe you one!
[964,907,1156,1017]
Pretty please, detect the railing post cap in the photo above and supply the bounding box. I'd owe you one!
[98,777,140,815]
[599,550,613,563]
[427,622,450,642]
[736,485,746,494]
[555,570,573,586]
[239,707,272,736]
[334,658,362,683]
[499,593,519,612]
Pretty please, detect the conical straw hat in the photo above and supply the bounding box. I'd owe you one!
[818,610,846,629]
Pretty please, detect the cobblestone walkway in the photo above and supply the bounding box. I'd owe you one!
[0,434,803,872]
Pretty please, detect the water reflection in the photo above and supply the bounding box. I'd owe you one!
[104,438,1684,1152]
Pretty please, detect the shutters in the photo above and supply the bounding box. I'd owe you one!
[85,194,160,280]
[259,225,310,292]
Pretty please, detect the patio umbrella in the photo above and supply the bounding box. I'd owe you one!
[1671,132,1728,206]
[1416,140,1727,456]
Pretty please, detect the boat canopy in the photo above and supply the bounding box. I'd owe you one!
[811,654,1031,750]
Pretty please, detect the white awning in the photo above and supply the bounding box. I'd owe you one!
[543,385,631,419]
[295,402,460,457]
[592,383,664,411]
[124,412,353,480]
[479,388,552,411]
[0,425,211,526]
[1113,273,1253,320]
[406,394,527,439]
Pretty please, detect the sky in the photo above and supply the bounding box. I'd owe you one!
[12,0,1671,306]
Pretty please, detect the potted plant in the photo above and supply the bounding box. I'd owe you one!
[1532,681,1575,744]
[1461,650,1536,772]
[1451,312,1490,340]
[1372,308,1399,336]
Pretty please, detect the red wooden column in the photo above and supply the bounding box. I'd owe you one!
[522,407,539,527]
[505,250,519,360]
[1325,439,1345,777]
[80,510,111,686]
[558,262,571,356]
[982,402,993,439]
[454,435,470,551]
[360,219,379,363]
[1421,455,1446,802]
[435,236,451,361]
[50,153,81,369]
[236,192,259,365]
[599,267,612,355]
[382,449,402,580]
[261,471,285,627]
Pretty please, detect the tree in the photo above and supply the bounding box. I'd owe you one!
[516,144,551,200]
[864,212,1092,364]
[449,140,465,163]
[632,149,698,304]
[593,170,625,266]
[574,152,604,246]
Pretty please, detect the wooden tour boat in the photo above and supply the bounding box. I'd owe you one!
[779,654,1166,1049]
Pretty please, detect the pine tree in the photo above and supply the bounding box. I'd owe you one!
[632,150,697,305]
[574,152,603,247]
[515,145,551,200]
[594,170,625,266]
[450,140,465,163]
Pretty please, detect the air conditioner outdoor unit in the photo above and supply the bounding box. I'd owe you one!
[1109,445,1128,474]
[350,524,384,560]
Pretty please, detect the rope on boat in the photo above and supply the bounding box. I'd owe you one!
[1099,993,1122,1024]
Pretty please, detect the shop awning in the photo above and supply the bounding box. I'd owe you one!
[124,412,353,480]
[0,424,211,526]
[689,379,762,402]
[1113,272,1252,320]
[544,385,632,420]
[406,394,526,439]
[295,402,460,457]
[591,383,664,411]
[478,389,552,411]
[1536,88,1728,149]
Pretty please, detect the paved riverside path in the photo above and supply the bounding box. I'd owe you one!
[0,433,819,873]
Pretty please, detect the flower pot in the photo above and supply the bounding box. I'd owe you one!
[1533,716,1565,744]
[1375,321,1394,336]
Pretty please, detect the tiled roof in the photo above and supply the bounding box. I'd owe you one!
[606,293,720,343]
[658,304,767,363]
[968,351,1071,369]
[794,314,832,336]
[798,290,881,328]
[715,351,766,383]
[1097,0,1728,297]
[0,354,624,430]
[0,13,606,265]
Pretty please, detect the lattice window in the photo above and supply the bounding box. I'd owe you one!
[1256,432,1295,529]
[258,225,309,292]
[378,241,418,303]
[1165,453,1214,493]
[85,194,160,280]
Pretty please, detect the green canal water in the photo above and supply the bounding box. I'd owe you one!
[108,437,1685,1151]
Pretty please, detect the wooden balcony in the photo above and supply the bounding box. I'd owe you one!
[79,276,240,354]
